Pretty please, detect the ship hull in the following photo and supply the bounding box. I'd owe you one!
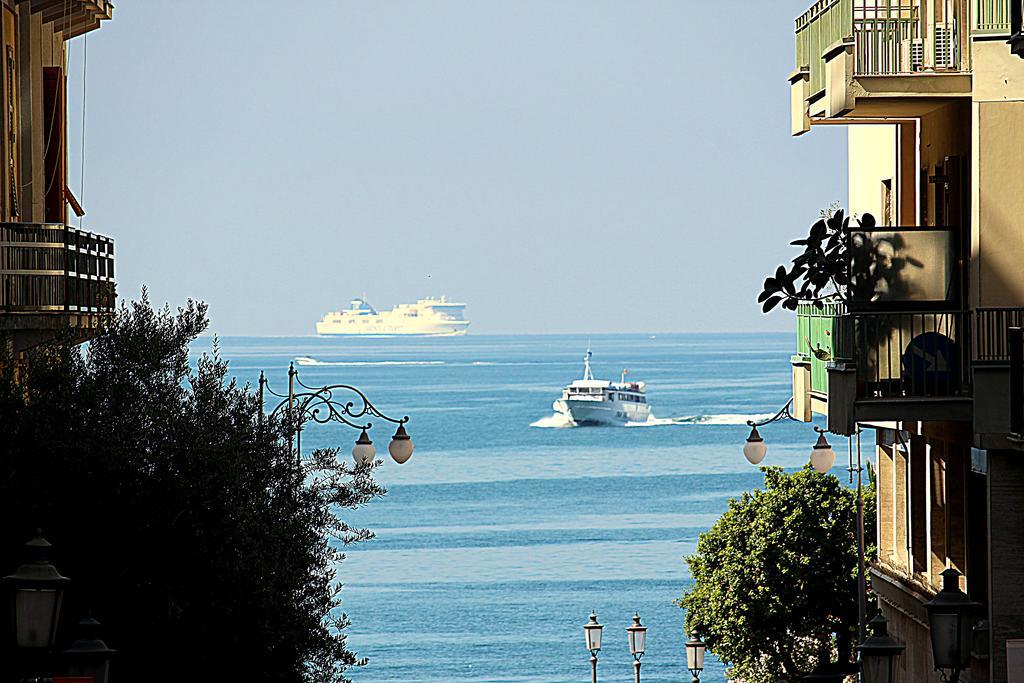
[315,322,469,336]
[554,398,650,426]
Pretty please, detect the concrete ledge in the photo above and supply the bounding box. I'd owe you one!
[854,397,973,423]
[852,73,972,99]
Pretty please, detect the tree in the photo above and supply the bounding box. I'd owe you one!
[0,295,385,682]
[757,209,922,313]
[678,466,876,683]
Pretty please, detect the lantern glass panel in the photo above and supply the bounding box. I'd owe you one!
[14,588,59,648]
[585,625,602,652]
[687,642,705,670]
[628,628,646,656]
[860,655,890,683]
[929,612,962,670]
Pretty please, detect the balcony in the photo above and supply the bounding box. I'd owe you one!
[790,0,992,132]
[0,223,115,347]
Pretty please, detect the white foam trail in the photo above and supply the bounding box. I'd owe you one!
[530,412,774,428]
[294,357,445,367]
[530,413,577,428]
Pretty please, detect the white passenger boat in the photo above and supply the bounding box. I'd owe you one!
[553,350,651,426]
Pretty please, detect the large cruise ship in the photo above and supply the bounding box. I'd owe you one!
[315,297,469,336]
[552,350,651,425]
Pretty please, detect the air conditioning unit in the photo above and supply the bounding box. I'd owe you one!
[934,23,954,68]
[900,38,925,72]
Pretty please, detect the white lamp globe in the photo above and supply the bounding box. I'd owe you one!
[810,430,836,474]
[352,429,376,465]
[388,424,414,464]
[743,426,768,465]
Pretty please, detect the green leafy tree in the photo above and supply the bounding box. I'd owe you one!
[0,295,385,682]
[679,466,876,683]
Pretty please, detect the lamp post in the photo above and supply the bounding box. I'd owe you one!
[584,611,603,683]
[924,568,981,682]
[63,616,116,683]
[259,363,414,466]
[3,533,70,651]
[626,612,646,683]
[857,612,905,683]
[685,634,705,683]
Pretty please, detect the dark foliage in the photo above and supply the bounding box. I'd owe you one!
[0,295,385,682]
[679,466,876,683]
[761,210,888,313]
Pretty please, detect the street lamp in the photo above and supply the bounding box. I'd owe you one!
[63,616,116,683]
[743,425,768,465]
[352,428,376,465]
[685,633,706,683]
[388,423,414,464]
[742,398,800,465]
[627,612,646,683]
[923,568,981,682]
[260,364,414,466]
[584,611,603,683]
[857,612,904,683]
[3,533,70,649]
[810,426,836,473]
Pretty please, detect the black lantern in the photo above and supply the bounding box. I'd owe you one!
[857,613,905,683]
[923,568,981,677]
[3,534,70,649]
[685,634,705,682]
[63,617,116,683]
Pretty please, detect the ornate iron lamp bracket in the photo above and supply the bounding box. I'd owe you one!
[259,362,409,433]
[746,397,801,430]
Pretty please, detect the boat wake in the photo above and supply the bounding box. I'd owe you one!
[530,412,775,428]
[294,356,445,367]
[530,413,578,428]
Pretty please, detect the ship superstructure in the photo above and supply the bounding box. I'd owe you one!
[315,297,469,336]
[553,350,650,425]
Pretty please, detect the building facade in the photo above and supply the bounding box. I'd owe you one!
[786,1,1024,681]
[0,0,113,359]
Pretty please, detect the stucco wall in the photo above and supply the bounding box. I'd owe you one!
[974,100,1024,307]
[848,124,897,223]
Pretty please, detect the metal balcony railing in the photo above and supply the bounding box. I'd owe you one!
[836,310,971,398]
[974,308,1024,361]
[973,0,1014,35]
[0,222,115,314]
[796,0,973,96]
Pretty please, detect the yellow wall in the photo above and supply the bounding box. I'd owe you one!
[848,124,897,223]
[974,100,1024,308]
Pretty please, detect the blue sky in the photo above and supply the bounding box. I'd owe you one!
[66,1,846,335]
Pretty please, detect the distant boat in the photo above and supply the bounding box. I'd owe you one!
[315,297,469,336]
[552,349,651,426]
[295,356,319,366]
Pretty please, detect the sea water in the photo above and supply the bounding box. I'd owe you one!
[207,333,827,682]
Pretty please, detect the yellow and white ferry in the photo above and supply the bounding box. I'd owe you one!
[315,297,469,336]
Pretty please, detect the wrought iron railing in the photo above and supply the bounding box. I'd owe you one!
[0,222,115,313]
[837,310,971,398]
[974,307,1024,361]
[796,0,969,96]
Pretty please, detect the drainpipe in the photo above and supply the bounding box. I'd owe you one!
[1009,327,1023,437]
[896,428,914,578]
